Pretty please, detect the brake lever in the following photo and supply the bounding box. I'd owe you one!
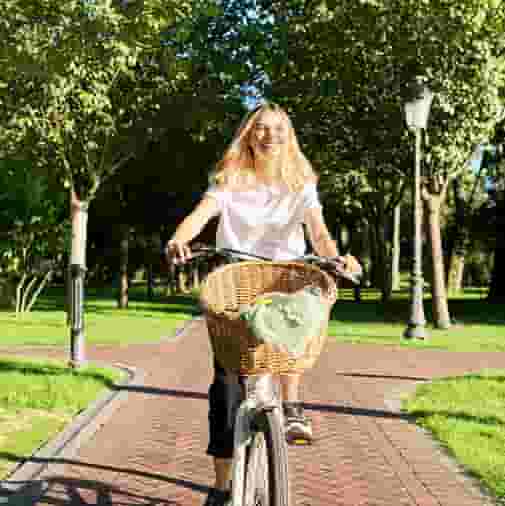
[316,257,362,286]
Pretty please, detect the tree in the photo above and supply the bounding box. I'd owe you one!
[486,122,505,302]
[88,131,207,307]
[0,160,68,315]
[445,153,489,294]
[265,1,415,300]
[0,0,197,364]
[163,0,505,316]
[263,0,505,324]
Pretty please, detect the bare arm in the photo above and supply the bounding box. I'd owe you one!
[305,207,363,276]
[304,207,339,257]
[166,196,220,262]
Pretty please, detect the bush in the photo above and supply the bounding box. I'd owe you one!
[0,278,15,309]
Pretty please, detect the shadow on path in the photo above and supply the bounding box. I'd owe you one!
[0,453,210,505]
[116,384,208,400]
[115,385,413,422]
[335,371,428,381]
[2,476,180,505]
[303,402,412,421]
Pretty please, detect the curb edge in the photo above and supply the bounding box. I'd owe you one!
[0,362,145,506]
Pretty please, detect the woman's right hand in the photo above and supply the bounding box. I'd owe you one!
[165,239,192,264]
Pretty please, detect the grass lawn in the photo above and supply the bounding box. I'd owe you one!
[0,285,198,346]
[328,288,505,352]
[0,356,122,479]
[403,370,505,501]
[1,284,503,352]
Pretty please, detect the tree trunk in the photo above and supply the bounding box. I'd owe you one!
[357,220,371,286]
[69,190,88,366]
[178,265,188,293]
[391,204,401,291]
[377,201,393,302]
[425,195,451,329]
[373,215,392,302]
[337,223,350,254]
[447,255,465,294]
[167,262,178,295]
[488,249,505,302]
[192,263,200,290]
[488,190,505,302]
[335,222,345,255]
[368,224,380,288]
[447,178,467,294]
[381,229,393,302]
[118,225,129,309]
[147,264,154,301]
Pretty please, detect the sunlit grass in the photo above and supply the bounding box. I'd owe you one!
[0,356,122,479]
[0,285,198,346]
[403,370,505,500]
[328,288,505,352]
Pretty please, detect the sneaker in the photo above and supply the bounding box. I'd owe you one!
[283,402,313,444]
[203,488,232,506]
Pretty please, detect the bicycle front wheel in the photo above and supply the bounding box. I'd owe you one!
[244,409,290,506]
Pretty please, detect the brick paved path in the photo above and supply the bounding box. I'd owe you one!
[5,318,505,506]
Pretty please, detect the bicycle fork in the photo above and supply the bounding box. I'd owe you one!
[230,374,282,506]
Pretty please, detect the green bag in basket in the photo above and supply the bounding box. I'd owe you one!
[239,286,328,357]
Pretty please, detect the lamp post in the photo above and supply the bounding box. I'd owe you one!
[403,79,433,339]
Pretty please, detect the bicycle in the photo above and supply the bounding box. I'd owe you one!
[180,246,361,506]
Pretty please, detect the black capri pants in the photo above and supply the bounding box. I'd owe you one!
[206,360,243,459]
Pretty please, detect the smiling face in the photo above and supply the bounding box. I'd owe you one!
[215,102,314,191]
[249,110,289,160]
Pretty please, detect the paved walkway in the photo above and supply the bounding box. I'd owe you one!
[3,318,505,506]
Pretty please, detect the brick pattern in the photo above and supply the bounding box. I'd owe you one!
[3,319,503,506]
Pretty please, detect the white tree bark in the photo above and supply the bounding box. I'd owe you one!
[69,189,89,366]
[391,204,401,291]
[71,191,88,267]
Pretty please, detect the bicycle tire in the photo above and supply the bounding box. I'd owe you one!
[244,409,290,506]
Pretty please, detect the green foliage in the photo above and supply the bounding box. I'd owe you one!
[252,0,505,301]
[0,0,196,201]
[0,159,69,313]
[269,0,505,194]
[0,159,68,276]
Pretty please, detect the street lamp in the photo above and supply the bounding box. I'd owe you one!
[403,78,433,339]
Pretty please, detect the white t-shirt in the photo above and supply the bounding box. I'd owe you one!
[205,182,322,260]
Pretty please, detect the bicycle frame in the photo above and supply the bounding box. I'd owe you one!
[230,373,284,506]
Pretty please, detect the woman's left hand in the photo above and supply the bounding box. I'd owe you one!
[333,255,362,277]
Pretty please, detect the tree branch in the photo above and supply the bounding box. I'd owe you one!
[111,151,136,174]
[15,273,27,316]
[386,177,408,214]
[441,164,466,202]
[26,270,53,312]
[20,275,38,313]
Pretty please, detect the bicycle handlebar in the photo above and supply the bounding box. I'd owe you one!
[171,245,362,286]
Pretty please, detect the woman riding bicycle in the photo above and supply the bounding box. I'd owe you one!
[166,102,361,506]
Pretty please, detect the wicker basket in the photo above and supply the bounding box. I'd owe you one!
[199,261,337,375]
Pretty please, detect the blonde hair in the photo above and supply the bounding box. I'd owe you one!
[210,102,317,192]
